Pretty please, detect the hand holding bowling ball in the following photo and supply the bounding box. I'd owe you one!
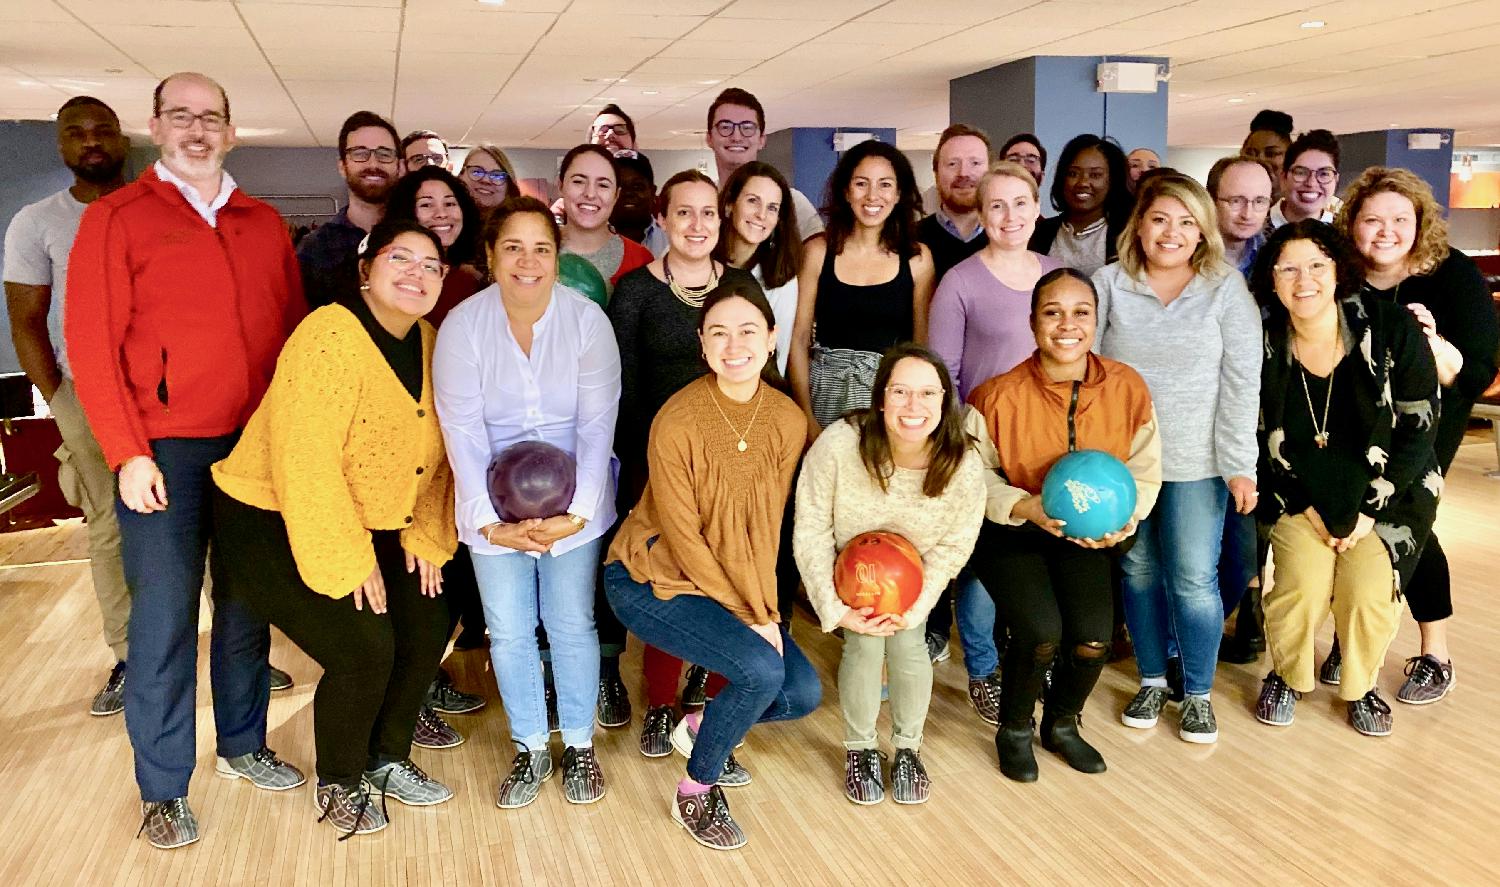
[834,531,924,618]
[1038,449,1137,544]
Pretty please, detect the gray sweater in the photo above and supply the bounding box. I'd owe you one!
[1091,262,1261,483]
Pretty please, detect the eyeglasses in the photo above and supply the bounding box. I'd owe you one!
[885,385,944,404]
[376,247,448,280]
[344,146,398,164]
[464,167,509,186]
[406,153,447,169]
[713,120,760,139]
[1288,165,1336,185]
[1217,196,1272,212]
[1005,151,1041,164]
[1272,260,1333,281]
[159,109,228,132]
[594,123,630,137]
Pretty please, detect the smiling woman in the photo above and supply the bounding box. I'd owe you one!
[383,166,486,328]
[557,144,652,295]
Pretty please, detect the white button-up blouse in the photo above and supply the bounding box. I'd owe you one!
[433,282,621,557]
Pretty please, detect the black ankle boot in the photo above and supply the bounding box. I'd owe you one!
[1040,713,1106,774]
[995,723,1038,783]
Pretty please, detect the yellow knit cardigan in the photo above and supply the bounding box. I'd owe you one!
[213,305,458,598]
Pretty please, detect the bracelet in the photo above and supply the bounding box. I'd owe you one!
[484,524,499,545]
[566,513,586,529]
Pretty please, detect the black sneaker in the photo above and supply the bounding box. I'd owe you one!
[673,785,746,851]
[91,661,126,716]
[1349,689,1393,736]
[427,677,486,715]
[597,672,632,728]
[138,797,199,849]
[890,748,930,804]
[925,633,950,663]
[1120,686,1170,729]
[1178,696,1218,744]
[1254,672,1299,727]
[1319,637,1342,686]
[843,749,885,805]
[268,665,294,692]
[560,746,606,804]
[545,682,560,734]
[639,705,675,758]
[1397,655,1455,705]
[412,704,465,749]
[681,664,709,710]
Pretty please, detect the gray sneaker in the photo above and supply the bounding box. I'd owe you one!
[1120,685,1170,729]
[496,748,554,809]
[1178,696,1219,744]
[138,798,199,850]
[560,746,607,804]
[890,748,930,805]
[671,716,751,786]
[1255,672,1299,727]
[925,633,951,663]
[91,662,126,717]
[364,758,453,807]
[1319,638,1342,686]
[1397,655,1455,705]
[215,746,306,791]
[1349,690,1393,736]
[315,782,387,838]
[844,749,885,805]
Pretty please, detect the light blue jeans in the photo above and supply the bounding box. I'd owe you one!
[472,538,603,750]
[1120,478,1228,697]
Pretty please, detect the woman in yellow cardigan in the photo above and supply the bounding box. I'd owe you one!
[211,220,459,839]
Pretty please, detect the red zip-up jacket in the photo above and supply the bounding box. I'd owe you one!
[65,166,307,469]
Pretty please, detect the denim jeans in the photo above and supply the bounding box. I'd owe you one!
[117,435,269,802]
[472,538,603,749]
[604,561,821,785]
[1120,478,1227,697]
[1218,508,1260,616]
[953,568,999,679]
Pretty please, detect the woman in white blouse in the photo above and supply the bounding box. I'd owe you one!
[433,196,622,810]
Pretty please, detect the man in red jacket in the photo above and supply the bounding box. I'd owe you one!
[65,72,309,850]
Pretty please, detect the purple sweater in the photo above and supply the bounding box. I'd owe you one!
[929,251,1062,400]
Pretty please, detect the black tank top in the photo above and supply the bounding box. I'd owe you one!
[813,243,914,352]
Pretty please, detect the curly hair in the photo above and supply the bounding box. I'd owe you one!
[1116,171,1227,282]
[1249,220,1366,324]
[822,139,923,260]
[1336,166,1450,276]
[383,166,482,269]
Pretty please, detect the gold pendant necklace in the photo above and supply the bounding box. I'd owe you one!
[706,377,763,453]
[1293,335,1337,448]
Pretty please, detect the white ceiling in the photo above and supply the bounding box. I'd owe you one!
[2,0,1498,150]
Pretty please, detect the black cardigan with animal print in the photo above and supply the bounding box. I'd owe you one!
[1256,293,1441,595]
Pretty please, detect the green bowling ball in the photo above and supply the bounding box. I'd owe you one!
[558,253,610,307]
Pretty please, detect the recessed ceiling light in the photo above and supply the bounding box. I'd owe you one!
[642,90,660,95]
[1300,20,1325,29]
[697,79,720,86]
[1227,98,1245,104]
[477,0,505,6]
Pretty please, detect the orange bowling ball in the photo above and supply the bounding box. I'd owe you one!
[833,531,924,616]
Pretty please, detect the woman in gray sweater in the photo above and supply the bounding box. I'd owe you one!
[1091,172,1262,744]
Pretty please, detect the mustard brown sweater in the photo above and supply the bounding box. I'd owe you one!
[213,304,457,598]
[607,376,804,626]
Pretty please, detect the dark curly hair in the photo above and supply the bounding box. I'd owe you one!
[1049,134,1131,226]
[383,166,482,269]
[822,139,922,259]
[1249,219,1366,325]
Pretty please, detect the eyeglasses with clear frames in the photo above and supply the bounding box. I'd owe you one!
[377,247,448,280]
[713,120,760,138]
[885,385,944,405]
[1217,196,1272,212]
[1272,260,1333,281]
[344,146,398,164]
[160,109,228,132]
[1288,165,1336,185]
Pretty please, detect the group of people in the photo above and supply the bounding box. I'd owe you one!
[4,70,1496,854]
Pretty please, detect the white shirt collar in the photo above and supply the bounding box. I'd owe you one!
[154,160,237,227]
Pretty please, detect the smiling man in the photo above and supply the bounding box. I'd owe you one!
[705,87,824,241]
[64,72,308,850]
[296,110,402,307]
[918,123,992,282]
[1270,129,1341,228]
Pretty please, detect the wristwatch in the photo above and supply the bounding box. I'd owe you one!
[566,513,587,529]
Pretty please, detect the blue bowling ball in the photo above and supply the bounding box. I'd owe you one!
[1039,449,1137,540]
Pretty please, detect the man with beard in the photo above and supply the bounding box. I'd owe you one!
[66,72,307,850]
[296,110,401,307]
[5,97,133,715]
[918,124,992,282]
[1000,133,1047,188]
[704,87,824,241]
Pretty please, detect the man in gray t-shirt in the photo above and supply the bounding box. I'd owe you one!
[3,97,134,715]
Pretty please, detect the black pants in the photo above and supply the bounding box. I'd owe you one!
[1404,534,1452,623]
[968,521,1113,727]
[212,490,451,787]
[443,544,486,638]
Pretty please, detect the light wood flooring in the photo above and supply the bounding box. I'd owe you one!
[1,437,1497,886]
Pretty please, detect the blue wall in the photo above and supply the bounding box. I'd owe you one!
[1336,128,1454,212]
[765,126,898,217]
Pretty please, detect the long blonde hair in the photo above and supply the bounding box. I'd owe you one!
[1336,166,1450,276]
[1116,171,1227,281]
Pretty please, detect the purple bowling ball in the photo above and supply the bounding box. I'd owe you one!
[486,441,577,522]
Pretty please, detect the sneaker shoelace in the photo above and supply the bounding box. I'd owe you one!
[509,745,539,786]
[317,784,382,842]
[136,798,190,839]
[855,750,884,785]
[564,748,601,781]
[599,676,626,706]
[694,785,734,830]
[417,706,451,735]
[1263,674,1302,703]
[1358,691,1392,717]
[644,707,674,734]
[893,751,927,784]
[390,758,433,786]
[249,747,286,768]
[1402,656,1443,686]
[106,663,127,692]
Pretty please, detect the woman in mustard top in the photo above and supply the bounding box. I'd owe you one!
[211,220,458,839]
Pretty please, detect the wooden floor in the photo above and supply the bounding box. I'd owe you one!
[2,437,1497,887]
